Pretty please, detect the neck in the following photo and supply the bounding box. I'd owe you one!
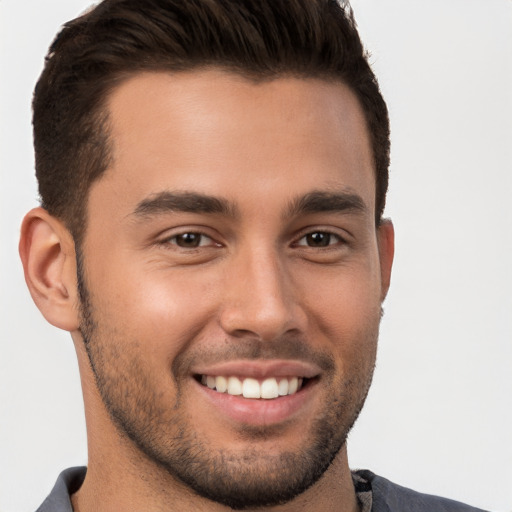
[72,444,359,512]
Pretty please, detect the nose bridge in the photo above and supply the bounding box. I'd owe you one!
[219,240,302,341]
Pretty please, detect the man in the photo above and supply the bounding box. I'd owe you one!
[18,0,489,511]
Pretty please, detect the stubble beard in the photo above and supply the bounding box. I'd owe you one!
[76,260,377,510]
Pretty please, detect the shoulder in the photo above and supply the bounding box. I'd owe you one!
[355,470,490,512]
[35,467,86,512]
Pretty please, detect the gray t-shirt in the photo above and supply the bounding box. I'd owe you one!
[35,467,489,512]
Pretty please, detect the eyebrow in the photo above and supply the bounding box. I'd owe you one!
[131,189,366,221]
[132,191,238,218]
[285,190,367,218]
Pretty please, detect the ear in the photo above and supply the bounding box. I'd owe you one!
[377,219,395,302]
[19,207,80,331]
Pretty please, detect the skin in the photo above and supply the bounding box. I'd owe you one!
[20,70,394,511]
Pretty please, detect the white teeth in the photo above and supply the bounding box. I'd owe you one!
[215,376,228,393]
[227,376,242,395]
[206,375,216,389]
[278,378,289,396]
[242,378,261,398]
[201,375,305,399]
[288,377,298,394]
[261,378,279,399]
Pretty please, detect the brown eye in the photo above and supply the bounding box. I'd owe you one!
[306,232,331,247]
[175,233,203,248]
[297,231,341,248]
[159,230,222,251]
[166,232,217,248]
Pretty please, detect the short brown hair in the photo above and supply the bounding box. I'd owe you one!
[33,0,390,242]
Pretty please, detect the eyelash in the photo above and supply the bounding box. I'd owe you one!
[159,231,220,249]
[294,230,345,249]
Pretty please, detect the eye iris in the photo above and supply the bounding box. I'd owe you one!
[176,233,201,247]
[306,232,331,247]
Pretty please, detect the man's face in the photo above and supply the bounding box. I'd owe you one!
[78,70,391,509]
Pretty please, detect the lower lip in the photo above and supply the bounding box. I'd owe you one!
[194,379,317,426]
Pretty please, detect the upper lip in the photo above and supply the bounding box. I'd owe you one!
[191,359,321,380]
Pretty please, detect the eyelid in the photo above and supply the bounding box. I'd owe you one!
[157,228,222,248]
[292,227,348,247]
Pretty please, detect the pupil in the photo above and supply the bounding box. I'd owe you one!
[177,233,200,247]
[307,232,330,247]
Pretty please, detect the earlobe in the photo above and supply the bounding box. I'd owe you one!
[19,207,80,332]
[377,219,395,302]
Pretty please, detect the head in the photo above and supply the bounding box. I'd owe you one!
[33,0,389,245]
[22,1,394,510]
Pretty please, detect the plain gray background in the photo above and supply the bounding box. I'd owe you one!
[1,1,511,511]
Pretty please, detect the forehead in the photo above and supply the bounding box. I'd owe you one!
[94,69,375,218]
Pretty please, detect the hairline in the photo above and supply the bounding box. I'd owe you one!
[71,65,382,248]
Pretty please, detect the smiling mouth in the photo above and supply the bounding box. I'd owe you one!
[197,375,309,399]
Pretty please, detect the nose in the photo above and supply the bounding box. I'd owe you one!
[219,246,306,342]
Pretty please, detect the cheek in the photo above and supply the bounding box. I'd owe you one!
[87,262,219,358]
[295,262,382,367]
[299,260,382,326]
